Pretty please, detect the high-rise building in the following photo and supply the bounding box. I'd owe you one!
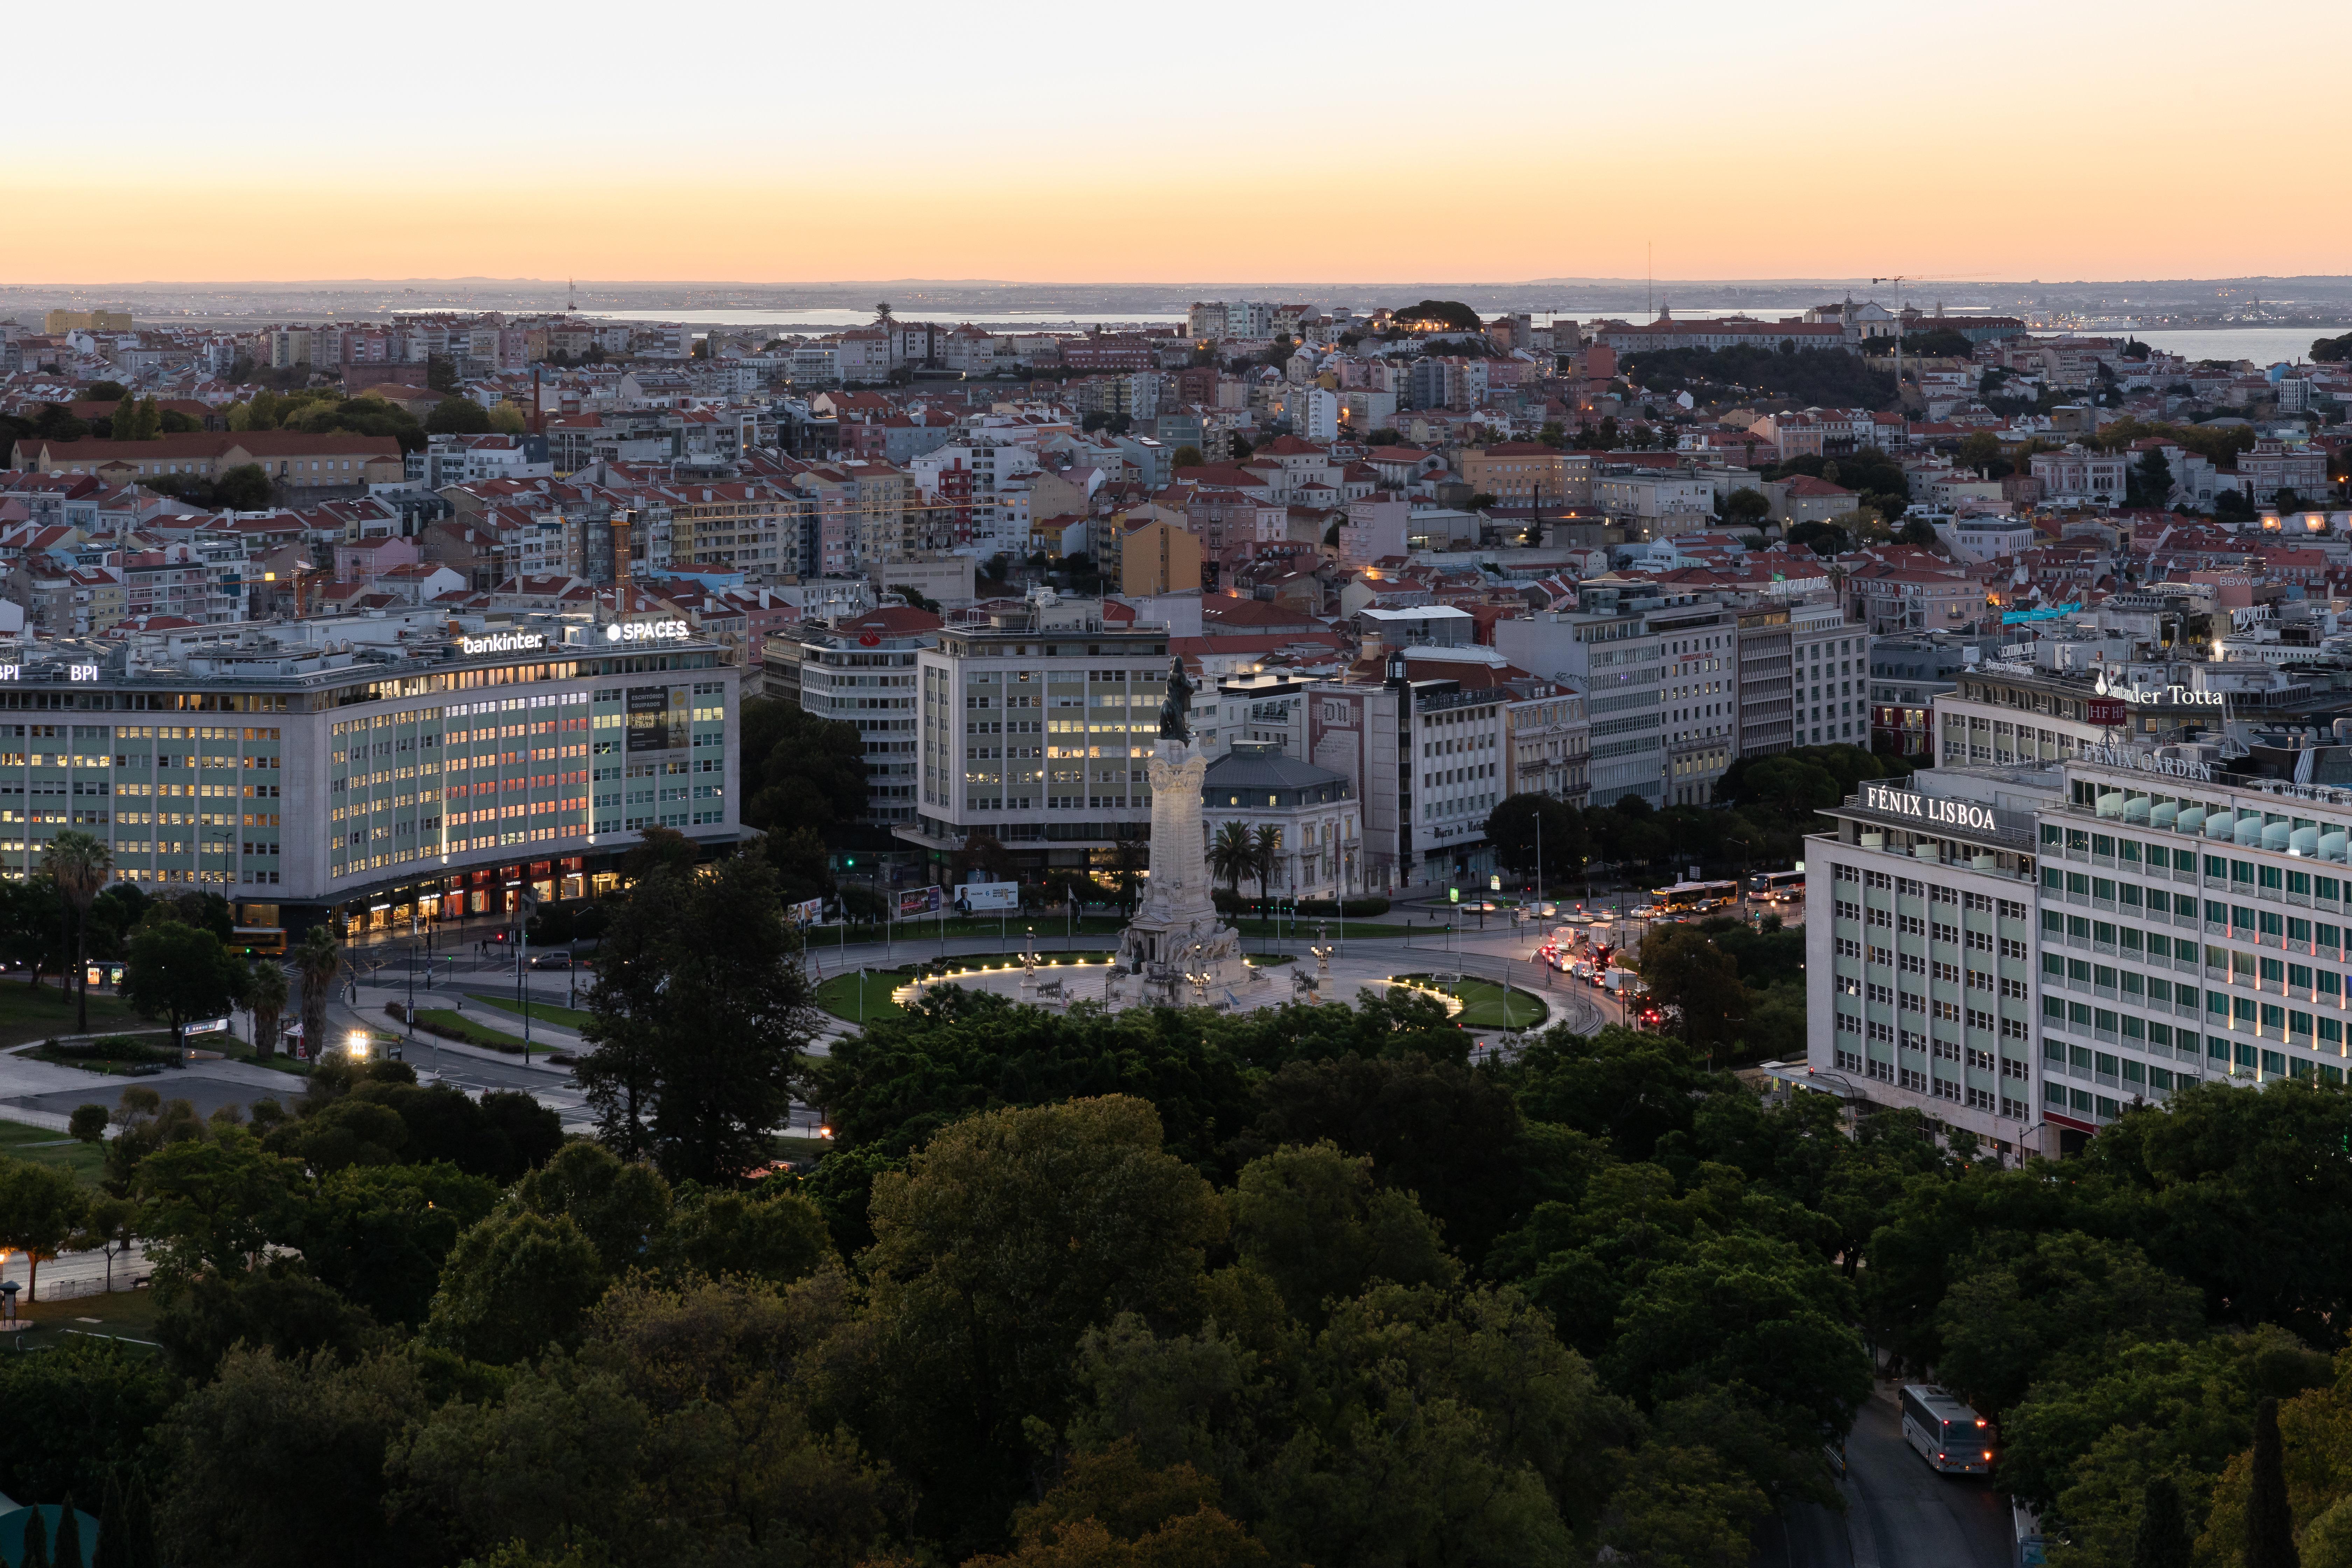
[0,609,738,940]
[897,597,1174,881]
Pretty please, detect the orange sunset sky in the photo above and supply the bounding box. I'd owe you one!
[12,0,2348,286]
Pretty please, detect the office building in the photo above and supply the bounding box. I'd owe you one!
[897,595,1172,880]
[1792,613,1871,749]
[0,609,739,939]
[764,606,939,827]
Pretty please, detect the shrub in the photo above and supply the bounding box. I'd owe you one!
[1296,897,1391,917]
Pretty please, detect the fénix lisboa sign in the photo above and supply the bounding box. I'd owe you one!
[1862,781,1999,832]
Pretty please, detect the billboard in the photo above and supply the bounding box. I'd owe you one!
[626,684,687,752]
[785,897,824,927]
[953,881,1020,913]
[898,886,944,919]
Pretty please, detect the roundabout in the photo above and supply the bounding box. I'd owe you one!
[888,942,1463,1019]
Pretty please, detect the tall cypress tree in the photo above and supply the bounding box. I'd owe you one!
[52,1495,83,1568]
[2248,1396,2301,1568]
[92,1477,125,1568]
[123,1477,158,1568]
[2133,1476,2192,1568]
[22,1502,50,1568]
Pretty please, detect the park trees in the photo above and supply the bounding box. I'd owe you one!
[1635,924,1748,1058]
[578,850,818,1182]
[1483,792,1588,890]
[853,1097,1226,1547]
[120,918,242,1052]
[0,1159,87,1301]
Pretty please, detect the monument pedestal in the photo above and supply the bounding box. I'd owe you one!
[1116,737,1259,1005]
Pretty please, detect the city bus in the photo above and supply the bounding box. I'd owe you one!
[233,925,288,957]
[1745,869,1807,903]
[1648,880,1741,915]
[1900,1384,1995,1475]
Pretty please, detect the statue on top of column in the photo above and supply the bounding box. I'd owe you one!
[1158,656,1195,742]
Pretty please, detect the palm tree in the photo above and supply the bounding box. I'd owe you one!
[294,927,342,1058]
[1210,822,1256,907]
[42,830,112,1034]
[1110,836,1147,915]
[1251,826,1283,918]
[242,958,288,1060]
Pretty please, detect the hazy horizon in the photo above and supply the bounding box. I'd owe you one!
[15,0,2348,284]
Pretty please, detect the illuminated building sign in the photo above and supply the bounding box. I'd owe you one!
[605,620,690,643]
[459,631,548,655]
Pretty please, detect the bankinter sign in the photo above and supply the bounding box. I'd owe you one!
[1862,782,1999,832]
[459,631,547,655]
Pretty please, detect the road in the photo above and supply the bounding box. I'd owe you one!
[1754,1392,2012,1568]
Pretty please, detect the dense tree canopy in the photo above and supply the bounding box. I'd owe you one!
[13,831,2350,1568]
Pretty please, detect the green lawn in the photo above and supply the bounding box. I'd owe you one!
[817,967,917,1025]
[463,993,595,1032]
[0,983,146,1048]
[1394,975,1549,1031]
[819,954,1136,1025]
[27,1036,176,1076]
[2,1284,162,1349]
[412,1009,532,1053]
[0,1119,107,1186]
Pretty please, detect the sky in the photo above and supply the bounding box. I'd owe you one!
[13,0,2351,286]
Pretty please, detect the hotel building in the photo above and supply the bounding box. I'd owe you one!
[1804,737,2352,1158]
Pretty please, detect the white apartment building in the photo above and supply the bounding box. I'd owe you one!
[1657,599,1739,807]
[765,612,930,827]
[1506,689,1589,805]
[1496,587,1737,809]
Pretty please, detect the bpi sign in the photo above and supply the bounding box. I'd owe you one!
[606,620,689,644]
[1863,782,1999,832]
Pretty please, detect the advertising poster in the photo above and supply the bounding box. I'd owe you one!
[627,685,685,752]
